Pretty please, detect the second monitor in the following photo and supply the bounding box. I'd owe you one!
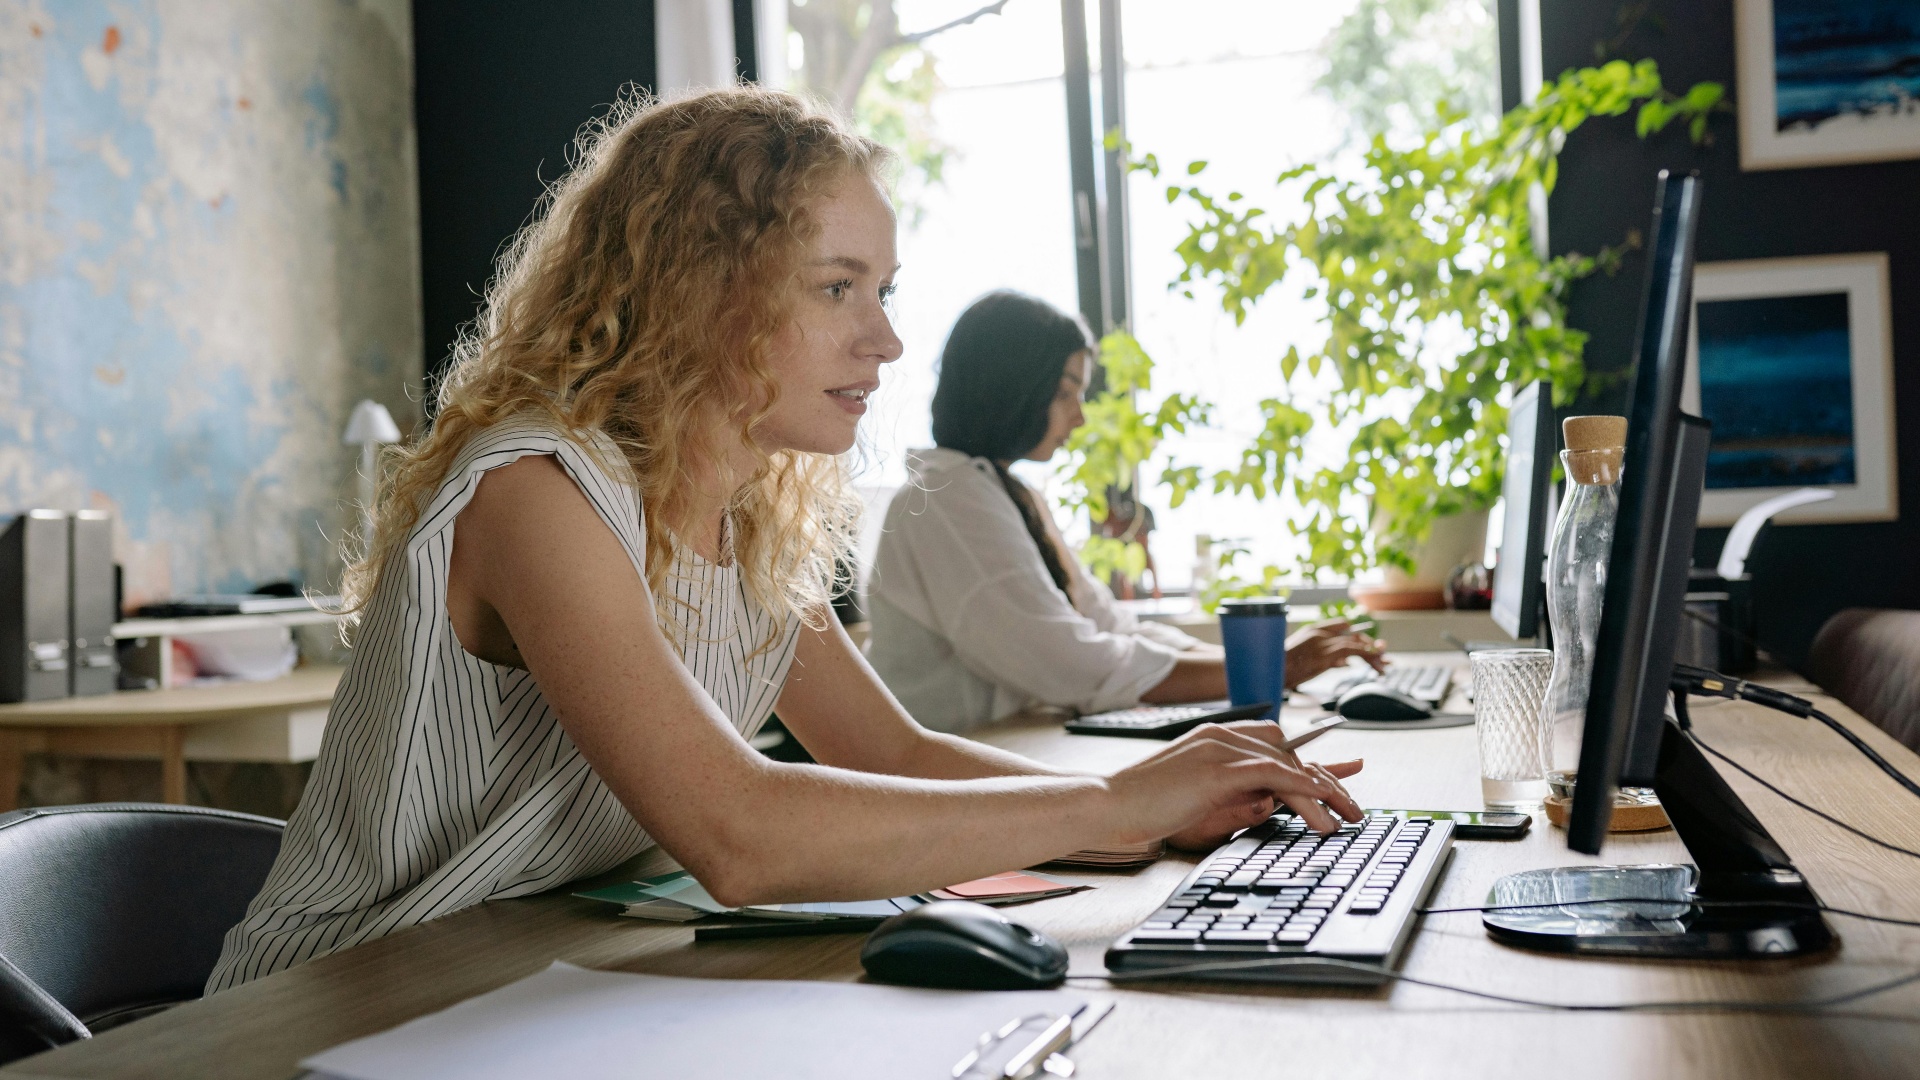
[1490,380,1555,642]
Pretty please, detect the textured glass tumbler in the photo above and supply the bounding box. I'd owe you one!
[1472,648,1554,810]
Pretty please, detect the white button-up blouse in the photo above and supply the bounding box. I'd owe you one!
[865,447,1202,733]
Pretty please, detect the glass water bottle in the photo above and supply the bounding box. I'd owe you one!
[1544,416,1626,781]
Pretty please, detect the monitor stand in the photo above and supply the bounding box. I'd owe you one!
[1481,701,1835,958]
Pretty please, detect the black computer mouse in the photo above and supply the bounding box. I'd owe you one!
[860,900,1069,990]
[1335,683,1433,721]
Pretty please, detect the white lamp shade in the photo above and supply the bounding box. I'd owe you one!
[343,399,403,445]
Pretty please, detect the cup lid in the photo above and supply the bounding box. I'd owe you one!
[1218,597,1290,615]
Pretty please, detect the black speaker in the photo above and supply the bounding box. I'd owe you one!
[0,511,71,703]
[69,510,117,696]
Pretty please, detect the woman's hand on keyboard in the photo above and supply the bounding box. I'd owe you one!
[1283,619,1388,688]
[1106,720,1364,851]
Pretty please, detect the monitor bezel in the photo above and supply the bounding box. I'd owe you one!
[1490,380,1555,641]
[1567,171,1703,855]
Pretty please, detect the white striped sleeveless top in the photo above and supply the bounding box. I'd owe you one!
[207,418,800,992]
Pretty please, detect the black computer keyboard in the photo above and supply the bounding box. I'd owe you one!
[1319,664,1454,710]
[1064,700,1273,740]
[1107,812,1454,984]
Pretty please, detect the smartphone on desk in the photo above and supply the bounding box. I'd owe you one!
[1372,809,1532,839]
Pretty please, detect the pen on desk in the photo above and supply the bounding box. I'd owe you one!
[693,917,887,941]
[954,1005,1086,1080]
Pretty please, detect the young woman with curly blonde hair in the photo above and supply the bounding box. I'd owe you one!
[208,87,1362,990]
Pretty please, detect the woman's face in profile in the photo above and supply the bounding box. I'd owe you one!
[1023,349,1091,462]
[757,173,903,457]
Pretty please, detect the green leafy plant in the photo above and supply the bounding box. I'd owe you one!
[1059,59,1725,593]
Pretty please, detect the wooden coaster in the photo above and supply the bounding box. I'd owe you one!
[1543,791,1672,832]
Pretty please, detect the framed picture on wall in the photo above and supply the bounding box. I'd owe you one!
[1735,0,1920,170]
[1683,253,1898,526]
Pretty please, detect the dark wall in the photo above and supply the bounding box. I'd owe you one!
[1541,0,1920,669]
[413,1,657,390]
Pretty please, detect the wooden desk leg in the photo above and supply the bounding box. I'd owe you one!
[0,731,27,813]
[160,726,187,805]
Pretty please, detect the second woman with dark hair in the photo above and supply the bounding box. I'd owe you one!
[867,290,1383,733]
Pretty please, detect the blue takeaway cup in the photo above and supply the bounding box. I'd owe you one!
[1218,598,1290,720]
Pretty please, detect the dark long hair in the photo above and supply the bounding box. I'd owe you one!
[929,291,1093,597]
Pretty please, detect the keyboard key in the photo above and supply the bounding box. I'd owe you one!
[1321,874,1355,888]
[1275,930,1314,944]
[1200,894,1240,908]
[1204,929,1279,944]
[1226,870,1261,887]
[1131,929,1203,943]
[1253,875,1322,889]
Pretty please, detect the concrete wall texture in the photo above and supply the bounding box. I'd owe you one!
[0,0,421,603]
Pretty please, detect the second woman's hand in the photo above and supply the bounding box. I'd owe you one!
[1104,719,1364,853]
[1283,618,1388,688]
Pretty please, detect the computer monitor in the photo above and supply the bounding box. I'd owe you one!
[1490,380,1554,641]
[1481,171,1833,960]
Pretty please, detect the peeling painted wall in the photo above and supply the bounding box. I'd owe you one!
[0,1,421,603]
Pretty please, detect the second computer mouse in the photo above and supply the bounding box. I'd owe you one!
[1335,683,1433,721]
[859,900,1069,990]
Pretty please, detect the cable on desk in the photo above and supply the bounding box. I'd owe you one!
[1067,960,1920,1014]
[1685,728,1920,862]
[1671,663,1920,802]
[1415,897,1920,931]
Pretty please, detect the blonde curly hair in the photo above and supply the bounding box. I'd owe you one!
[345,86,889,638]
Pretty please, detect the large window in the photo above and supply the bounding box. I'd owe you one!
[794,0,1499,591]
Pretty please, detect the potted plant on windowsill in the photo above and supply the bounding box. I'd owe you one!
[1059,59,1726,607]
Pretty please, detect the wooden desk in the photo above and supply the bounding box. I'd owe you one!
[0,666,342,810]
[7,687,1920,1079]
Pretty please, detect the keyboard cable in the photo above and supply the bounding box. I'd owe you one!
[1066,958,1920,1013]
[1068,900,1920,1011]
[1417,896,1920,930]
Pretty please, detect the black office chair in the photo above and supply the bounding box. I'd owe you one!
[0,803,283,1065]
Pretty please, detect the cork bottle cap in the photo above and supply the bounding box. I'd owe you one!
[1561,415,1626,486]
[1562,415,1627,453]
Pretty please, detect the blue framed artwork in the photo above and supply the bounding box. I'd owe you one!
[1684,254,1898,525]
[1736,0,1920,169]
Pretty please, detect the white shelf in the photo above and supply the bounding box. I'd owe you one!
[112,610,345,639]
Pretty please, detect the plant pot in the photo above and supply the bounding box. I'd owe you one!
[1350,507,1490,612]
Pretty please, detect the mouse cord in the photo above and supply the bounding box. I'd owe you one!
[1066,960,1920,1014]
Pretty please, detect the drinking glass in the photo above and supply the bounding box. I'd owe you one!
[1471,648,1554,810]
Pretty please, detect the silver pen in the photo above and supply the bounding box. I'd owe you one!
[953,1004,1087,1079]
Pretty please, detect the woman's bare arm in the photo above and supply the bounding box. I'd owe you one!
[774,618,1071,779]
[448,455,1361,907]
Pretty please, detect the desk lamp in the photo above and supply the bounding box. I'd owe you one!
[343,400,402,543]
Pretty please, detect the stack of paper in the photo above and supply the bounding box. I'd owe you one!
[1043,838,1165,869]
[927,870,1087,903]
[577,870,1088,924]
[303,962,1109,1080]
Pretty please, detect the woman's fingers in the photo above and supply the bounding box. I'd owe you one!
[1181,725,1363,822]
[1322,758,1365,779]
[1303,761,1364,820]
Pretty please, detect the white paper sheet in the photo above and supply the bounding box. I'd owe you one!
[303,962,1094,1080]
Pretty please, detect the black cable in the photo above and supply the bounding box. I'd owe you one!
[1809,707,1920,801]
[1067,960,1920,1013]
[1686,728,1920,861]
[1680,604,1776,666]
[1672,664,1920,804]
[1416,896,1920,931]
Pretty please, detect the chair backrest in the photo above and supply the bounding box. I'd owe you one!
[1807,608,1920,752]
[0,803,282,1060]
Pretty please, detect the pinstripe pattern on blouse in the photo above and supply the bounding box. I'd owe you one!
[206,418,800,992]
